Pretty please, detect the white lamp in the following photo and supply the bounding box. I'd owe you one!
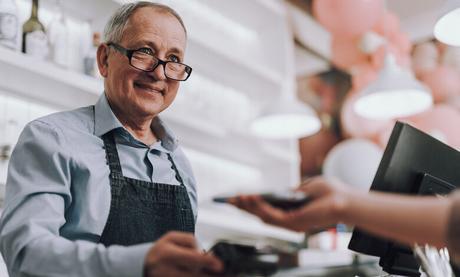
[250,98,321,140]
[434,7,460,46]
[249,0,321,140]
[354,54,433,120]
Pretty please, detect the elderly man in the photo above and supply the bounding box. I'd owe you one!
[0,2,222,277]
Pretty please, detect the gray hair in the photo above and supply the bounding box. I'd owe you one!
[103,1,187,43]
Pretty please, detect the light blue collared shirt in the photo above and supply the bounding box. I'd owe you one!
[0,94,197,277]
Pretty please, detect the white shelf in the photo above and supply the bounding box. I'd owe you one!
[0,47,294,168]
[186,38,282,100]
[164,114,295,166]
[0,47,102,109]
[196,204,305,246]
[40,0,287,99]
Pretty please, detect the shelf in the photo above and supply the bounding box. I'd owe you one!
[186,38,282,101]
[196,203,305,245]
[0,47,102,109]
[0,47,294,168]
[39,0,287,100]
[40,0,120,30]
[162,105,295,166]
[0,0,298,178]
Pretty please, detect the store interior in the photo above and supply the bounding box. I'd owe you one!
[1,0,460,276]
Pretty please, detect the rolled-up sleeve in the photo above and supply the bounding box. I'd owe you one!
[0,120,150,277]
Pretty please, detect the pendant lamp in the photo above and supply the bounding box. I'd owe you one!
[250,98,321,140]
[354,0,432,120]
[354,54,432,120]
[434,7,460,46]
[250,1,321,140]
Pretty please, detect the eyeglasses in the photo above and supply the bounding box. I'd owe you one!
[107,43,192,81]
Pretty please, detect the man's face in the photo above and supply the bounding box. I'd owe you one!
[100,8,187,119]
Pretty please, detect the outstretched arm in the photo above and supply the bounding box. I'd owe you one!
[230,177,453,248]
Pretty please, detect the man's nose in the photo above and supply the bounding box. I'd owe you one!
[147,62,167,81]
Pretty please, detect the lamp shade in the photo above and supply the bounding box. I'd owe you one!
[434,8,460,47]
[250,99,321,139]
[354,54,433,120]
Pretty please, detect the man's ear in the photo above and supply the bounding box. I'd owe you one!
[96,44,109,78]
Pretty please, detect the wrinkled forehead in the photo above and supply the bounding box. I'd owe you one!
[120,7,187,54]
[122,7,186,40]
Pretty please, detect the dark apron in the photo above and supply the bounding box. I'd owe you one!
[98,131,195,246]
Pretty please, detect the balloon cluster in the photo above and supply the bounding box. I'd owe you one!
[313,0,411,91]
[312,0,460,150]
[414,41,460,104]
[308,0,460,187]
[361,41,460,150]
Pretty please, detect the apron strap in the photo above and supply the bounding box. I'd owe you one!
[167,154,186,187]
[102,132,124,180]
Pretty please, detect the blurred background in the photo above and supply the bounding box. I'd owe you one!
[1,0,460,275]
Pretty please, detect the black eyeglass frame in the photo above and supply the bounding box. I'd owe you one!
[107,42,192,81]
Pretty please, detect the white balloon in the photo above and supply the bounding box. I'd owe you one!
[323,139,383,190]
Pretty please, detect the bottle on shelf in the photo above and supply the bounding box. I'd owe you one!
[0,0,19,50]
[83,32,101,78]
[48,0,68,67]
[22,0,49,60]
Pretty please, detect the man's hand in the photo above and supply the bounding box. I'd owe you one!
[228,176,355,233]
[144,231,223,277]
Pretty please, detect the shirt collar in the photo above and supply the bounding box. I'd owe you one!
[94,93,179,152]
[150,116,179,152]
[94,93,123,137]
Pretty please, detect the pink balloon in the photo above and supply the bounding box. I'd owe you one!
[373,11,401,37]
[331,36,368,69]
[313,0,384,38]
[377,123,394,148]
[350,63,378,91]
[390,32,412,55]
[406,105,460,149]
[441,46,460,72]
[435,41,449,58]
[341,92,394,141]
[377,119,412,148]
[412,42,439,76]
[447,94,460,110]
[419,66,460,103]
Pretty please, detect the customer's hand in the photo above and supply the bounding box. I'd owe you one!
[144,231,224,277]
[229,176,354,233]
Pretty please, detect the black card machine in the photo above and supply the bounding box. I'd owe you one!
[209,241,279,276]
